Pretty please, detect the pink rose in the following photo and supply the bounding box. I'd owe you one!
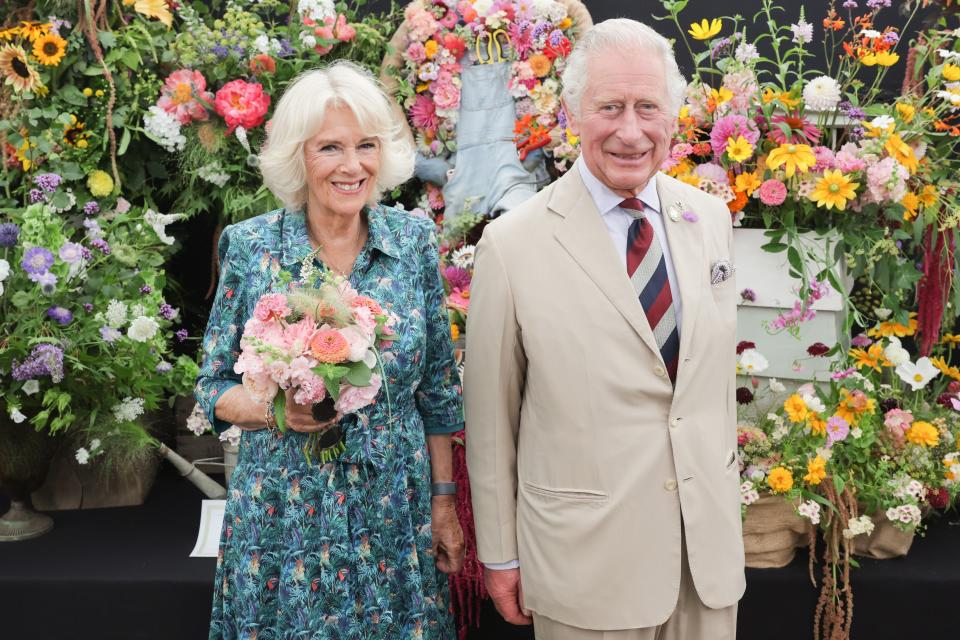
[405,7,438,42]
[335,374,382,414]
[340,325,374,362]
[243,372,279,403]
[284,318,319,355]
[214,79,271,135]
[314,24,336,55]
[758,179,787,206]
[432,81,461,112]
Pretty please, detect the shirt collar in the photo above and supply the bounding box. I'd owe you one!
[576,156,662,216]
[280,205,400,269]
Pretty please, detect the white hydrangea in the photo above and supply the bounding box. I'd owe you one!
[75,447,90,465]
[112,396,145,423]
[297,0,335,21]
[299,32,317,49]
[803,76,842,112]
[740,481,760,506]
[105,299,128,328]
[253,34,283,55]
[127,315,160,342]
[144,209,182,246]
[144,106,186,153]
[219,425,242,447]
[451,245,476,269]
[198,163,231,188]
[842,514,875,539]
[797,500,821,525]
[186,402,212,436]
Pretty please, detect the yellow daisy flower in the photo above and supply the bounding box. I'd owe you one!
[918,184,937,208]
[710,86,733,106]
[725,135,753,163]
[808,415,827,437]
[941,334,960,345]
[885,133,919,174]
[31,32,67,66]
[901,192,919,221]
[942,63,960,82]
[803,456,827,485]
[133,0,173,28]
[784,394,808,423]
[810,170,859,211]
[688,19,722,41]
[762,88,801,108]
[862,51,899,67]
[16,21,50,43]
[766,467,794,494]
[766,143,816,178]
[931,356,960,382]
[895,103,916,123]
[906,421,939,447]
[735,172,762,196]
[850,342,890,372]
[867,313,918,338]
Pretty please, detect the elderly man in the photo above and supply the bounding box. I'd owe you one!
[464,18,745,640]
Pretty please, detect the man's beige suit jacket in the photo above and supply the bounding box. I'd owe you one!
[465,168,746,630]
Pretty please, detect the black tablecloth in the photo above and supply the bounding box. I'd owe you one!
[1,470,958,639]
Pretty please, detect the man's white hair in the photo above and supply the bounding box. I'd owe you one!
[259,60,414,212]
[561,18,687,120]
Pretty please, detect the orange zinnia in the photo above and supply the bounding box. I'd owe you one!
[309,330,351,363]
[528,53,552,78]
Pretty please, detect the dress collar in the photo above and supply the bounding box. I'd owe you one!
[576,156,663,216]
[279,205,399,269]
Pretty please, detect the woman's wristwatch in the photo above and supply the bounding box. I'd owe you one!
[430,481,456,497]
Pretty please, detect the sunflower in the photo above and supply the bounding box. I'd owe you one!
[0,44,42,93]
[32,32,67,66]
[17,21,50,44]
[62,114,91,148]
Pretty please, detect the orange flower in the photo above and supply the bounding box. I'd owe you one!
[850,342,890,372]
[803,456,827,485]
[931,356,960,382]
[727,189,748,213]
[309,330,351,363]
[528,53,552,78]
[867,313,917,338]
[784,394,808,423]
[808,415,827,436]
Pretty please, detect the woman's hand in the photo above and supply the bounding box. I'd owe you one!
[431,495,465,574]
[283,388,341,433]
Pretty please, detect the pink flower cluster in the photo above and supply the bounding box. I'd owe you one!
[235,284,395,415]
[770,279,832,331]
[304,14,356,56]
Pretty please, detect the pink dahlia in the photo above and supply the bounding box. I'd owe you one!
[710,114,760,157]
[410,95,439,134]
[214,79,271,135]
[158,69,213,125]
[758,179,787,206]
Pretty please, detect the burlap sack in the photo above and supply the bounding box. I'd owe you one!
[743,494,813,568]
[852,511,915,559]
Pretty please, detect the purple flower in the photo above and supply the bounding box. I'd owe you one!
[100,326,122,343]
[33,271,58,294]
[47,306,73,325]
[80,246,92,260]
[851,333,872,347]
[548,29,564,47]
[0,223,20,247]
[29,188,45,203]
[159,303,178,320]
[212,44,229,58]
[443,266,471,291]
[155,361,173,373]
[740,288,757,302]
[736,387,754,404]
[83,201,100,216]
[83,303,94,312]
[90,238,111,255]
[21,247,54,275]
[278,39,294,58]
[826,416,850,444]
[682,211,699,223]
[59,242,84,264]
[176,329,189,342]
[11,344,64,382]
[140,285,152,294]
[83,218,103,239]
[883,31,899,44]
[866,0,891,9]
[33,172,62,193]
[843,0,858,7]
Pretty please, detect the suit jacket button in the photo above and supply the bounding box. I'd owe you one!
[664,479,678,491]
[654,365,667,378]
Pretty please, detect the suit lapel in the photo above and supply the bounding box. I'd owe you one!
[550,171,664,362]
[656,174,704,381]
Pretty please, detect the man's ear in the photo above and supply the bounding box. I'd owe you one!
[562,99,580,136]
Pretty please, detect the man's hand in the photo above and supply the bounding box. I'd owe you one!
[431,496,465,574]
[485,567,532,625]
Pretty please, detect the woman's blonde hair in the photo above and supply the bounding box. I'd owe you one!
[258,60,414,211]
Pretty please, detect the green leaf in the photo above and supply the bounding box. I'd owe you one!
[345,362,373,387]
[273,393,287,432]
[118,128,131,156]
[11,291,31,308]
[761,242,788,253]
[49,191,73,210]
[60,85,88,107]
[323,376,340,402]
[60,162,84,180]
[98,31,117,49]
[833,474,845,495]
[787,246,803,273]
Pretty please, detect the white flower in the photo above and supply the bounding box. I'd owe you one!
[127,315,160,342]
[198,163,230,188]
[22,379,39,395]
[791,19,813,44]
[299,32,317,48]
[802,393,826,414]
[895,356,940,391]
[89,438,101,451]
[144,106,186,153]
[9,407,26,423]
[219,426,242,447]
[937,89,960,108]
[938,49,960,62]
[451,245,476,269]
[186,403,212,436]
[735,42,759,64]
[868,116,895,132]
[737,348,769,374]
[772,423,789,442]
[75,447,90,465]
[748,467,766,482]
[105,299,128,328]
[842,514,875,539]
[883,336,910,366]
[797,500,821,525]
[297,0,335,21]
[816,446,833,461]
[130,303,148,318]
[740,481,760,506]
[768,378,786,393]
[112,397,145,423]
[803,76,842,111]
[253,34,281,55]
[143,209,182,246]
[861,29,882,39]
[0,258,9,281]
[851,427,863,439]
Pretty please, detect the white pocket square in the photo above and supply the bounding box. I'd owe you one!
[711,260,735,285]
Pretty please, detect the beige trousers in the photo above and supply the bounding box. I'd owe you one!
[532,540,737,640]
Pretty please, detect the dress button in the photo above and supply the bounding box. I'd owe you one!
[654,365,667,378]
[664,479,678,491]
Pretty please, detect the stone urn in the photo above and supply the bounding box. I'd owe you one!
[0,416,59,541]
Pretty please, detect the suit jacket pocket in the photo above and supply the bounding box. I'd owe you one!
[523,481,608,503]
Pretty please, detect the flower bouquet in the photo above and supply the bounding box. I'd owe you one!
[234,264,397,463]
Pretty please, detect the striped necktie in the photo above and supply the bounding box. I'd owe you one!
[621,198,680,384]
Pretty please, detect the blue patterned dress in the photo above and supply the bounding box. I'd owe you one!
[195,205,464,640]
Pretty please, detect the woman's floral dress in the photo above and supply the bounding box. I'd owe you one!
[195,205,464,640]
